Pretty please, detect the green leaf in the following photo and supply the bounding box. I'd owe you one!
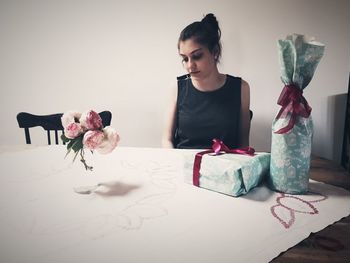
[66,139,75,151]
[61,134,70,143]
[71,136,83,153]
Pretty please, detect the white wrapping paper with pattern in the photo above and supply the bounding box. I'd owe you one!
[184,151,271,196]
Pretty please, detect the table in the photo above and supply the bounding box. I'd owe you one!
[271,156,350,263]
[0,146,349,263]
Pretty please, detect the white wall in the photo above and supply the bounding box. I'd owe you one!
[1,0,349,163]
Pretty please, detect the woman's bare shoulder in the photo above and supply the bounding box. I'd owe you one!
[241,78,250,90]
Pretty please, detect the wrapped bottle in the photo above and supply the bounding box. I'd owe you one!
[268,34,325,194]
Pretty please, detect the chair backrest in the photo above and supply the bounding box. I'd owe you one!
[16,111,112,145]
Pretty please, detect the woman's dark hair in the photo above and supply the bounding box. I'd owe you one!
[178,13,222,62]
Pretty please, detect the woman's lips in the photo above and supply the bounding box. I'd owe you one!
[190,71,200,75]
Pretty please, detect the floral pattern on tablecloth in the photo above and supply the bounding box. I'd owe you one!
[271,191,328,229]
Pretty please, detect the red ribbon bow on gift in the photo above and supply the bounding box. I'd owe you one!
[192,139,255,187]
[275,84,312,134]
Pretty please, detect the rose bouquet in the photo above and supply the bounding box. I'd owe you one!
[61,110,120,170]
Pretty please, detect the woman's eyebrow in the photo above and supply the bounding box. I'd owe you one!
[190,48,203,54]
[179,48,203,57]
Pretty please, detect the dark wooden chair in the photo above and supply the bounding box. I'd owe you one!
[16,111,112,145]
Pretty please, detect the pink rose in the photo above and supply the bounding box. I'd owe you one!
[83,130,105,150]
[97,126,120,154]
[80,110,103,130]
[64,122,83,139]
[61,111,82,129]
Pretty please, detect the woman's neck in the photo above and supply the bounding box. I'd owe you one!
[191,71,226,92]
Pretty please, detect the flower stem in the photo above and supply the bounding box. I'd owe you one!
[80,149,93,171]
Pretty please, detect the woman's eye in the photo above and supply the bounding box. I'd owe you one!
[192,53,203,60]
[181,53,203,63]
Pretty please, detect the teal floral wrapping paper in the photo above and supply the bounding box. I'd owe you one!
[269,34,325,194]
[184,152,271,197]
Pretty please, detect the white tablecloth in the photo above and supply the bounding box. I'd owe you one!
[0,146,349,263]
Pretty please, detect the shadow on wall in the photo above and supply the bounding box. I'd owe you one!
[327,93,347,164]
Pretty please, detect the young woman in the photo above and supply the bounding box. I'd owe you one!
[162,13,251,149]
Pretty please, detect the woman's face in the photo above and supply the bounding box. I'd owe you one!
[178,38,217,80]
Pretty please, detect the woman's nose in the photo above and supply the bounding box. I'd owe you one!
[187,58,196,71]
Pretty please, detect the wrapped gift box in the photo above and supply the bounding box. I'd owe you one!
[183,151,271,197]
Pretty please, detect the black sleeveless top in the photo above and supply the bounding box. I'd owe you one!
[174,74,241,149]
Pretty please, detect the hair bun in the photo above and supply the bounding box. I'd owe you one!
[201,13,218,28]
[201,13,221,41]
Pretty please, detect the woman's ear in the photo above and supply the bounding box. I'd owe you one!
[212,45,220,62]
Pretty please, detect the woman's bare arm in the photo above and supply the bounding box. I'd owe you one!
[161,82,178,148]
[239,79,251,147]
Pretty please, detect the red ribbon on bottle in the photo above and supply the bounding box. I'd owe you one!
[193,139,255,187]
[274,84,312,134]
